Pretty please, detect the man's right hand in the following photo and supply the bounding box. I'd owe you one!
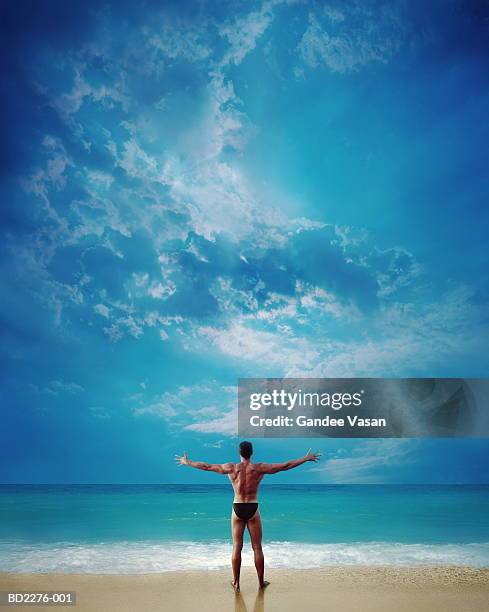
[306,449,321,462]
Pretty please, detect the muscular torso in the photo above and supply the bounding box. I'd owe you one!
[228,461,264,502]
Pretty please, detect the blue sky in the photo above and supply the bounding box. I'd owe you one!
[1,0,489,484]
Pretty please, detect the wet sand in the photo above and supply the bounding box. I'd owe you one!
[1,566,488,612]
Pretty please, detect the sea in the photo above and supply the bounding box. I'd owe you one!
[1,484,488,573]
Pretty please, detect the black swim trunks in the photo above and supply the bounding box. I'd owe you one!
[233,502,258,522]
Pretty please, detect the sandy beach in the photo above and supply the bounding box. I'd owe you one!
[1,567,488,612]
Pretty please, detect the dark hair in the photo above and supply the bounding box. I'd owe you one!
[239,441,253,459]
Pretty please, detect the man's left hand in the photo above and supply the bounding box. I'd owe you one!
[175,452,190,466]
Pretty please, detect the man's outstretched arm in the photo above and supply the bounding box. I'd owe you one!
[175,452,234,474]
[257,449,321,474]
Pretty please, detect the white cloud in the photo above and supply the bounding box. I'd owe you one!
[132,382,237,436]
[94,303,110,318]
[367,247,422,298]
[51,69,128,121]
[204,439,225,448]
[161,148,322,246]
[186,283,489,379]
[118,138,160,180]
[103,315,143,342]
[324,6,345,23]
[24,5,329,273]
[148,25,211,63]
[98,306,184,344]
[210,277,260,315]
[195,319,320,372]
[311,439,416,483]
[297,5,403,73]
[87,170,114,190]
[148,282,176,299]
[103,324,124,343]
[296,281,361,320]
[219,4,274,66]
[31,380,85,396]
[133,400,178,419]
[23,136,72,209]
[89,405,111,419]
[185,409,237,436]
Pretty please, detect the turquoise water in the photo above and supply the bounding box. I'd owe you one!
[1,485,488,572]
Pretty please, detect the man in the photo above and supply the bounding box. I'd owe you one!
[175,441,321,590]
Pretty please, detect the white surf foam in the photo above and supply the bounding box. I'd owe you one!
[1,541,488,574]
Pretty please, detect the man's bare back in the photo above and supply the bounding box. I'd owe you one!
[175,441,321,590]
[228,460,264,502]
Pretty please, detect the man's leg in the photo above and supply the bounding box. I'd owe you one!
[247,510,269,588]
[231,510,245,590]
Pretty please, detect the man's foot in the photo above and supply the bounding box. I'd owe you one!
[231,581,240,591]
[259,580,270,589]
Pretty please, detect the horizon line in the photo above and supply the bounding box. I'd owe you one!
[1,482,489,487]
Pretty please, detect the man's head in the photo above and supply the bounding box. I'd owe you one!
[239,441,253,460]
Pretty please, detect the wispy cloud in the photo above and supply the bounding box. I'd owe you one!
[219,2,276,67]
[185,410,237,436]
[296,3,404,74]
[148,23,211,63]
[28,380,84,396]
[133,383,238,436]
[311,439,417,483]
